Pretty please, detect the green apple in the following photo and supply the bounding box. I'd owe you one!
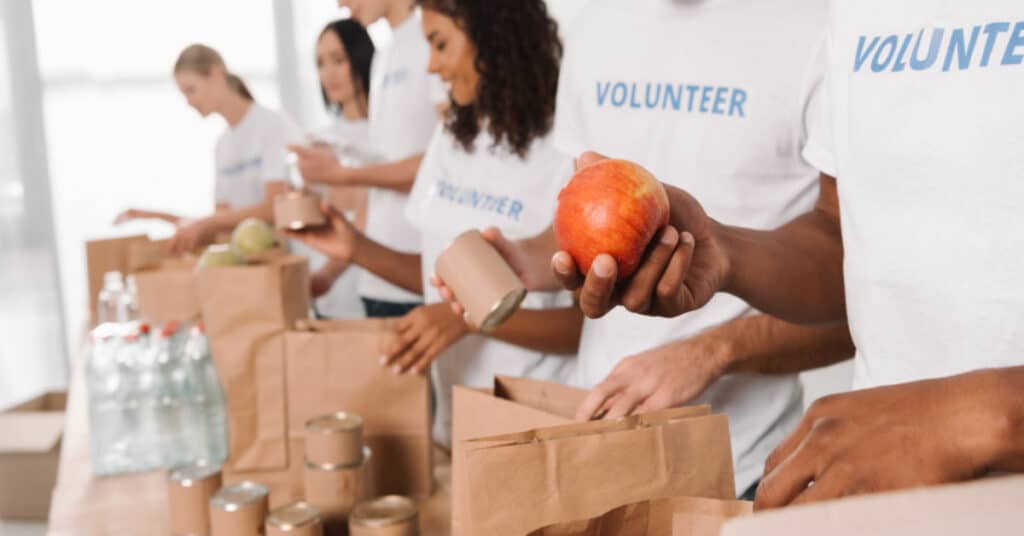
[231,218,278,260]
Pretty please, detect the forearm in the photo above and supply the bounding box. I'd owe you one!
[702,314,855,375]
[318,258,351,279]
[351,233,423,294]
[487,306,584,355]
[133,209,184,224]
[204,201,274,233]
[976,366,1024,473]
[346,155,423,193]
[717,210,845,325]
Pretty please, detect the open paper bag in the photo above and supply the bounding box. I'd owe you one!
[460,407,735,535]
[451,376,588,535]
[284,319,433,498]
[534,496,752,536]
[196,255,310,477]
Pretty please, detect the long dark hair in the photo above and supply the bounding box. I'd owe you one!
[418,0,562,158]
[319,19,375,113]
[174,44,253,101]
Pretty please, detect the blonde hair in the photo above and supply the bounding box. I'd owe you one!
[174,43,253,101]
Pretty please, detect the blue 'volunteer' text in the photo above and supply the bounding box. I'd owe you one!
[595,81,747,118]
[434,180,525,222]
[854,20,1024,73]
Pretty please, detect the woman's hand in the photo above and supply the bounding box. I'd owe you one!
[382,303,471,375]
[288,144,350,185]
[286,202,360,263]
[169,219,214,254]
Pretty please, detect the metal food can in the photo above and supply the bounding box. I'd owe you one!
[266,502,324,536]
[348,495,418,536]
[305,412,364,467]
[209,481,270,536]
[303,447,372,535]
[433,230,527,332]
[168,461,223,536]
[273,191,327,231]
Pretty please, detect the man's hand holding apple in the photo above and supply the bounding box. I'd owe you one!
[553,151,731,319]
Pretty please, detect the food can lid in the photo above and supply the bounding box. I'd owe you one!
[350,495,418,527]
[267,502,321,530]
[479,286,527,332]
[305,412,363,434]
[168,460,221,487]
[210,481,268,512]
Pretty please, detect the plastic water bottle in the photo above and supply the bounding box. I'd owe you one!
[120,275,140,321]
[151,323,189,467]
[186,324,228,464]
[122,323,161,472]
[97,272,125,324]
[87,323,124,475]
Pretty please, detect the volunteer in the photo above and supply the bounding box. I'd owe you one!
[116,44,302,253]
[291,0,580,445]
[291,0,444,318]
[543,1,1024,508]
[434,0,854,499]
[304,19,377,319]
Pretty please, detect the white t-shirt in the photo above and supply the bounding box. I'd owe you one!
[362,13,445,304]
[554,0,828,493]
[802,1,1024,391]
[300,115,374,319]
[406,126,577,447]
[214,102,303,208]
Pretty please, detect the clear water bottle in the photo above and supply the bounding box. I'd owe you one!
[121,323,161,472]
[120,275,140,321]
[97,271,125,324]
[150,323,189,467]
[87,323,124,475]
[186,324,228,464]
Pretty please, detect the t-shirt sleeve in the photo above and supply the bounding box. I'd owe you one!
[800,33,838,178]
[551,29,587,159]
[404,124,446,229]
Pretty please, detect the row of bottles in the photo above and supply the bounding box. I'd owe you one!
[87,317,228,476]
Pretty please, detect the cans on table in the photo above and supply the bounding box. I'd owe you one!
[266,502,324,536]
[210,481,270,536]
[348,496,418,536]
[304,448,372,536]
[168,461,223,536]
[305,412,364,467]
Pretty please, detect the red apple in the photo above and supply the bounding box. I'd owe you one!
[554,159,670,281]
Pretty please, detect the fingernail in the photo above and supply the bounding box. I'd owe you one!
[553,254,570,275]
[392,365,403,375]
[593,257,614,278]
[661,228,678,246]
[681,232,695,246]
[379,355,388,365]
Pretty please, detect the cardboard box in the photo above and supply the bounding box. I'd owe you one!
[0,392,67,520]
[721,474,1024,535]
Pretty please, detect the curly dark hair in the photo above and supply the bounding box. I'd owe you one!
[417,0,562,158]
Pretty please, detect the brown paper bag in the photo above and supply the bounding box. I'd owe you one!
[284,319,433,498]
[196,255,310,473]
[461,408,736,535]
[126,238,172,272]
[533,497,752,536]
[132,258,201,324]
[84,235,148,323]
[451,376,587,536]
[721,474,1024,536]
